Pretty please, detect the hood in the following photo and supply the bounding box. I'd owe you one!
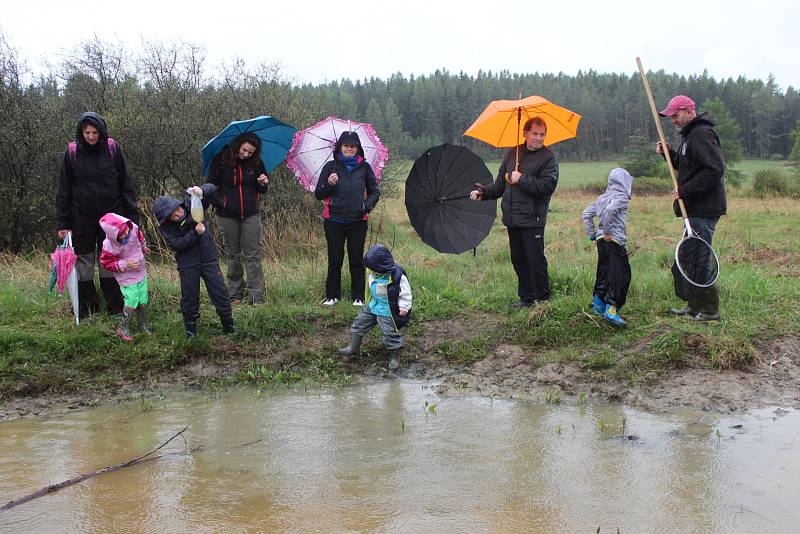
[153,196,183,225]
[364,244,396,274]
[75,112,109,148]
[99,213,133,242]
[605,167,633,200]
[681,111,715,135]
[334,131,366,159]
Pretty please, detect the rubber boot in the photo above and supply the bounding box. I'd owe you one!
[221,316,235,334]
[669,302,700,316]
[591,294,604,315]
[339,334,363,360]
[185,321,197,339]
[116,306,135,342]
[99,276,124,316]
[602,304,627,328]
[77,280,100,319]
[691,286,720,321]
[136,305,153,335]
[387,348,401,371]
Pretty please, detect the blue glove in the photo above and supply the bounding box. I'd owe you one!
[589,235,596,241]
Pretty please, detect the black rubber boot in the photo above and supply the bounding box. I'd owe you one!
[387,348,401,371]
[99,277,124,316]
[77,280,100,319]
[185,321,197,339]
[339,334,363,360]
[221,316,235,335]
[136,305,153,335]
[669,302,700,316]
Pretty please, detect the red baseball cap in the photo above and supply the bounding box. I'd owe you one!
[658,95,696,117]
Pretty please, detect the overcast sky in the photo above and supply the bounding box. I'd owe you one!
[3,0,798,90]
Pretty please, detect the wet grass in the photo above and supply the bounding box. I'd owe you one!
[1,180,799,399]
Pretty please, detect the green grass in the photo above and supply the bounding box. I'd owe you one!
[1,183,799,398]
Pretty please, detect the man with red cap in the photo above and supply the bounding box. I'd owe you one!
[656,95,727,321]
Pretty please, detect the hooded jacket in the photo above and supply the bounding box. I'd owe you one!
[363,244,412,328]
[481,144,559,227]
[56,112,139,230]
[666,112,727,218]
[206,149,268,220]
[98,213,147,286]
[152,184,220,269]
[582,168,633,246]
[314,131,380,222]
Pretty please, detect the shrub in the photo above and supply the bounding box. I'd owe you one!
[751,168,791,197]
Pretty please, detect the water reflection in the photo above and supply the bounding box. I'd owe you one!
[1,382,799,533]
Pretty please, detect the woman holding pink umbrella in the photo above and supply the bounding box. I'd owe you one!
[314,131,380,306]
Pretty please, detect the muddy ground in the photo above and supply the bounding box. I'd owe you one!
[2,315,799,421]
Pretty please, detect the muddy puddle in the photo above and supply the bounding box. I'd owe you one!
[1,381,799,533]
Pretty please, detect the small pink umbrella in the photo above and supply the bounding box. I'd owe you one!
[50,233,80,324]
[286,116,389,192]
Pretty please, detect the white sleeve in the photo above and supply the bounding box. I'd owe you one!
[398,274,412,311]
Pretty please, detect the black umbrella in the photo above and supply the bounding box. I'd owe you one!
[404,144,497,254]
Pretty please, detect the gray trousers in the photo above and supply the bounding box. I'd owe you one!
[218,214,265,303]
[350,308,403,349]
[76,251,114,282]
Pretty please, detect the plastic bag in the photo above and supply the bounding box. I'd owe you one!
[188,188,204,222]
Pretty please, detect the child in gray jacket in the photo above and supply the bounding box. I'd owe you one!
[582,168,633,328]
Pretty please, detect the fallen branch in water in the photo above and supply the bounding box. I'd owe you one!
[0,426,190,513]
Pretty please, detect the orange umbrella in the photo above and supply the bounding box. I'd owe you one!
[464,95,582,148]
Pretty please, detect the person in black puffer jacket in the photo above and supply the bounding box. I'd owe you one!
[55,112,139,318]
[314,131,380,307]
[206,132,269,305]
[152,184,234,338]
[657,95,727,321]
[470,116,559,307]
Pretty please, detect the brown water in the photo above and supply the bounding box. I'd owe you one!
[1,381,799,533]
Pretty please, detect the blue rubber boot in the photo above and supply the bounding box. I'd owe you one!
[603,304,627,328]
[591,294,604,315]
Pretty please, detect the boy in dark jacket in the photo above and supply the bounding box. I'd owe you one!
[339,244,411,371]
[152,184,234,338]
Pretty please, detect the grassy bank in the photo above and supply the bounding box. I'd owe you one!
[1,178,799,399]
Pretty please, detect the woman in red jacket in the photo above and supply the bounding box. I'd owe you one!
[206,133,269,304]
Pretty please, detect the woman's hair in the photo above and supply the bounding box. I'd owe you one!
[223,132,262,167]
[523,117,547,133]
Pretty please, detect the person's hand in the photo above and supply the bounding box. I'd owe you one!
[328,173,339,186]
[469,190,483,201]
[510,170,522,184]
[195,222,206,235]
[656,141,670,155]
[672,186,680,200]
[128,258,141,270]
[188,186,203,198]
[257,173,269,186]
[399,308,409,316]
[589,234,596,241]
[58,229,72,239]
[603,235,613,242]
[142,245,151,255]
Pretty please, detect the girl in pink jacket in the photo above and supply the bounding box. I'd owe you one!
[99,213,151,341]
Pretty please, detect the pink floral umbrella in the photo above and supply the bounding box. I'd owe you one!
[286,116,389,192]
[49,233,80,325]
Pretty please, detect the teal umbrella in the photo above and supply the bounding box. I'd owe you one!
[201,116,296,176]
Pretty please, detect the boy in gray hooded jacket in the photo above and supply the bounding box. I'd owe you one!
[581,168,634,328]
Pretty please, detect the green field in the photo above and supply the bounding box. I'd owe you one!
[1,172,799,399]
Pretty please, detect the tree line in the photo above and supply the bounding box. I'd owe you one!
[1,35,798,252]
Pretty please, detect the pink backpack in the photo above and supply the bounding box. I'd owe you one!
[68,137,117,162]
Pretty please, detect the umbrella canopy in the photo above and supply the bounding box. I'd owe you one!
[286,116,389,192]
[50,234,79,325]
[405,144,497,254]
[201,115,296,176]
[464,95,582,148]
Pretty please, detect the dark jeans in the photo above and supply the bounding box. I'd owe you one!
[507,226,550,302]
[672,217,720,312]
[179,261,233,324]
[593,240,631,309]
[324,219,367,301]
